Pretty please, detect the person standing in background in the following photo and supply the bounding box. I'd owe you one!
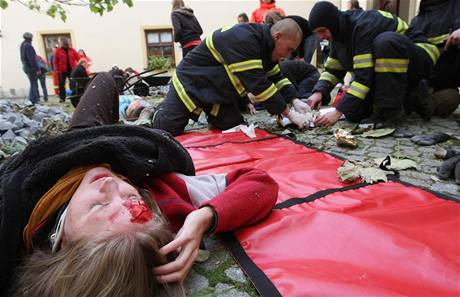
[19,32,39,104]
[78,49,93,75]
[250,0,285,24]
[347,0,362,11]
[54,37,79,102]
[36,55,49,102]
[171,0,203,57]
[237,12,249,23]
[49,45,60,96]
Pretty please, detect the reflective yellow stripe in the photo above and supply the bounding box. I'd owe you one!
[378,10,393,19]
[267,65,280,76]
[193,108,203,115]
[319,71,340,86]
[206,31,247,96]
[347,81,370,100]
[396,17,408,34]
[228,59,263,72]
[325,57,344,71]
[221,24,235,32]
[172,71,197,113]
[210,104,220,116]
[428,34,449,45]
[353,53,374,69]
[255,84,277,102]
[416,43,441,64]
[275,78,291,90]
[375,58,409,73]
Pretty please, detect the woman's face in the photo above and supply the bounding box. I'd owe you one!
[64,167,153,241]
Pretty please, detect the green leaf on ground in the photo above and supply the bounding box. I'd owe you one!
[189,287,216,297]
[337,161,361,182]
[337,160,389,184]
[362,128,395,138]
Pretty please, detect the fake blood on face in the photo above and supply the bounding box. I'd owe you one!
[122,199,153,224]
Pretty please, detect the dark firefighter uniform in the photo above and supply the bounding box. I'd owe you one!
[279,60,321,100]
[410,0,460,91]
[153,23,298,136]
[310,7,440,123]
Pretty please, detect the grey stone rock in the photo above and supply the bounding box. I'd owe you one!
[1,129,16,142]
[215,283,250,297]
[0,120,15,131]
[431,182,460,198]
[224,266,247,284]
[14,136,28,145]
[201,247,230,272]
[184,270,209,295]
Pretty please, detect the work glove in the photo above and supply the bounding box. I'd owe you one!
[286,108,307,129]
[292,98,311,114]
[410,133,451,146]
[438,154,460,184]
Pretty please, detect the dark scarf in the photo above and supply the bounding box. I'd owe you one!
[0,125,194,296]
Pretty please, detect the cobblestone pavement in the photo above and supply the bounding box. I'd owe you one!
[184,108,460,296]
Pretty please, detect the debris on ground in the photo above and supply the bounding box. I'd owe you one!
[361,128,395,138]
[334,128,358,148]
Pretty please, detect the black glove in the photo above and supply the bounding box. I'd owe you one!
[411,133,451,146]
[438,155,460,184]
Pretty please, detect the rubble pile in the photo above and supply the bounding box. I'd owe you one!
[0,100,70,161]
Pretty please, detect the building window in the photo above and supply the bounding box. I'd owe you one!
[145,29,175,66]
[42,33,72,69]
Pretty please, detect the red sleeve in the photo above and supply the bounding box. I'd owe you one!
[201,168,278,233]
[53,50,59,73]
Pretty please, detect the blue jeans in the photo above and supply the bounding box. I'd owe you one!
[38,73,48,102]
[23,65,39,104]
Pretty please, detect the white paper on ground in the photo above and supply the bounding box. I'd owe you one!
[222,123,257,138]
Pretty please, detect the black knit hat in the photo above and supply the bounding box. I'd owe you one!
[309,1,340,37]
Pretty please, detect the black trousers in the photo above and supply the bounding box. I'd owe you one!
[429,49,460,91]
[372,32,433,111]
[58,70,71,101]
[68,72,119,129]
[152,86,244,136]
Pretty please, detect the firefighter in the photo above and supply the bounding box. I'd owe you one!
[152,19,311,136]
[410,0,460,117]
[306,1,440,127]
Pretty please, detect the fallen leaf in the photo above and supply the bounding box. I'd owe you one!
[359,167,388,183]
[374,157,418,170]
[337,161,361,182]
[362,128,395,138]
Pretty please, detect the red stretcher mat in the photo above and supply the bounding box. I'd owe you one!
[177,129,460,297]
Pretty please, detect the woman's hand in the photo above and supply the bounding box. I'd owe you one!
[154,207,214,283]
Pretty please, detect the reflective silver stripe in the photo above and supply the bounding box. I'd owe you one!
[255,84,277,102]
[375,58,409,73]
[228,59,263,73]
[275,78,291,90]
[416,43,441,64]
[428,34,449,45]
[325,57,344,71]
[347,81,369,100]
[267,65,280,76]
[353,53,374,69]
[319,71,339,86]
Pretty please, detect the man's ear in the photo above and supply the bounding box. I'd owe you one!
[272,31,282,41]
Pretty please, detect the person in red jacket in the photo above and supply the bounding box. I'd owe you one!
[4,72,278,297]
[251,0,285,24]
[54,37,79,102]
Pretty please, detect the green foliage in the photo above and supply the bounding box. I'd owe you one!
[1,0,134,22]
[147,55,172,71]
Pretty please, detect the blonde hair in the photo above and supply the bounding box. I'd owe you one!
[171,0,185,11]
[11,190,185,297]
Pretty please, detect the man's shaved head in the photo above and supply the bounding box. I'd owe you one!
[270,18,302,40]
[270,18,302,61]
